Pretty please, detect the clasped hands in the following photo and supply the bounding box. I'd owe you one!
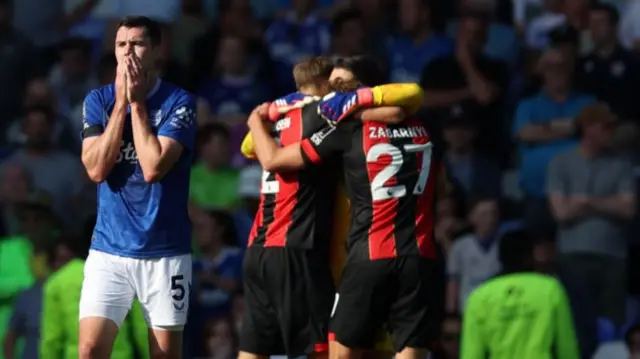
[115,53,147,105]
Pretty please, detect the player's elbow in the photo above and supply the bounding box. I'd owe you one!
[142,170,163,183]
[86,168,108,183]
[261,159,279,173]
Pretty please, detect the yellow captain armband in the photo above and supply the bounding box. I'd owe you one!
[371,83,425,115]
[240,132,257,159]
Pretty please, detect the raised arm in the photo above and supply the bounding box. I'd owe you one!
[81,83,127,183]
[127,56,196,182]
[248,104,347,173]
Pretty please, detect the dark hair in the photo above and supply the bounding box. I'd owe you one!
[591,2,619,24]
[203,209,238,246]
[117,16,162,46]
[331,55,385,90]
[59,37,92,58]
[625,322,640,347]
[468,194,498,212]
[458,9,490,26]
[202,316,239,356]
[332,9,363,34]
[196,123,230,152]
[24,105,55,123]
[499,230,534,270]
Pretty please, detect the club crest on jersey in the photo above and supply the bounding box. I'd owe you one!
[150,110,163,127]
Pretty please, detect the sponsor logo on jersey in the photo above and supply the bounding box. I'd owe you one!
[274,117,291,131]
[116,141,138,164]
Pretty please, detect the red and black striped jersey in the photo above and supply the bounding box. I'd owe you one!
[300,113,443,261]
[248,101,338,254]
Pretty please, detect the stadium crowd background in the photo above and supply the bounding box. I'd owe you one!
[1,0,640,358]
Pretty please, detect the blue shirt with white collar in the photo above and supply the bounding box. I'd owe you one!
[512,91,595,197]
[82,80,197,258]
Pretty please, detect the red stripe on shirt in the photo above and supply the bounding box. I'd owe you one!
[363,123,398,259]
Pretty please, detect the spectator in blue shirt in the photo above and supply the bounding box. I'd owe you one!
[197,35,271,127]
[512,46,595,231]
[192,210,244,320]
[264,0,331,92]
[387,0,453,83]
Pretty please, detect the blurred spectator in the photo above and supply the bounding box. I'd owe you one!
[155,30,188,90]
[190,124,240,210]
[234,164,261,247]
[264,0,330,92]
[171,0,209,67]
[192,210,242,319]
[421,11,508,157]
[447,0,519,66]
[96,53,117,85]
[0,164,31,236]
[619,0,640,52]
[5,106,87,231]
[446,195,502,312]
[62,0,106,50]
[461,230,580,359]
[351,0,393,56]
[442,113,501,199]
[0,0,34,122]
[387,0,453,83]
[0,233,35,359]
[576,3,640,120]
[11,0,63,68]
[435,194,470,254]
[547,103,636,325]
[563,0,593,54]
[6,78,77,153]
[200,317,238,359]
[2,233,70,359]
[329,9,369,58]
[532,231,598,359]
[48,37,99,126]
[525,0,566,50]
[628,323,640,358]
[512,46,594,233]
[40,221,149,359]
[430,313,461,359]
[197,35,271,128]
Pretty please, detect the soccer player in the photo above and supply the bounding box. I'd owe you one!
[239,58,423,359]
[247,60,443,359]
[79,16,196,359]
[461,230,580,359]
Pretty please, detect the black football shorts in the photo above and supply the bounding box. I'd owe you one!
[329,256,444,352]
[239,246,335,357]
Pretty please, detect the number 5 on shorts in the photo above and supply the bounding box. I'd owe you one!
[171,275,185,301]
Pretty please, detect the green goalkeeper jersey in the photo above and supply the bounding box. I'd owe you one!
[461,272,580,359]
[40,259,149,359]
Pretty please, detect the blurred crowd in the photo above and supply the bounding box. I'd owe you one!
[1,0,640,358]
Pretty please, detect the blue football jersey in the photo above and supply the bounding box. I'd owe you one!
[82,80,197,258]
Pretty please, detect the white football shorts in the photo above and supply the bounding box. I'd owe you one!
[79,249,192,330]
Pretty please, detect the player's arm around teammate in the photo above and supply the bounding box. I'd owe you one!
[81,62,128,183]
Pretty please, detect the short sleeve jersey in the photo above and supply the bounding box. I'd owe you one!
[299,91,443,261]
[82,80,197,258]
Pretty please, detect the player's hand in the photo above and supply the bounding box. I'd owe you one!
[125,54,145,104]
[254,102,270,118]
[115,62,128,106]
